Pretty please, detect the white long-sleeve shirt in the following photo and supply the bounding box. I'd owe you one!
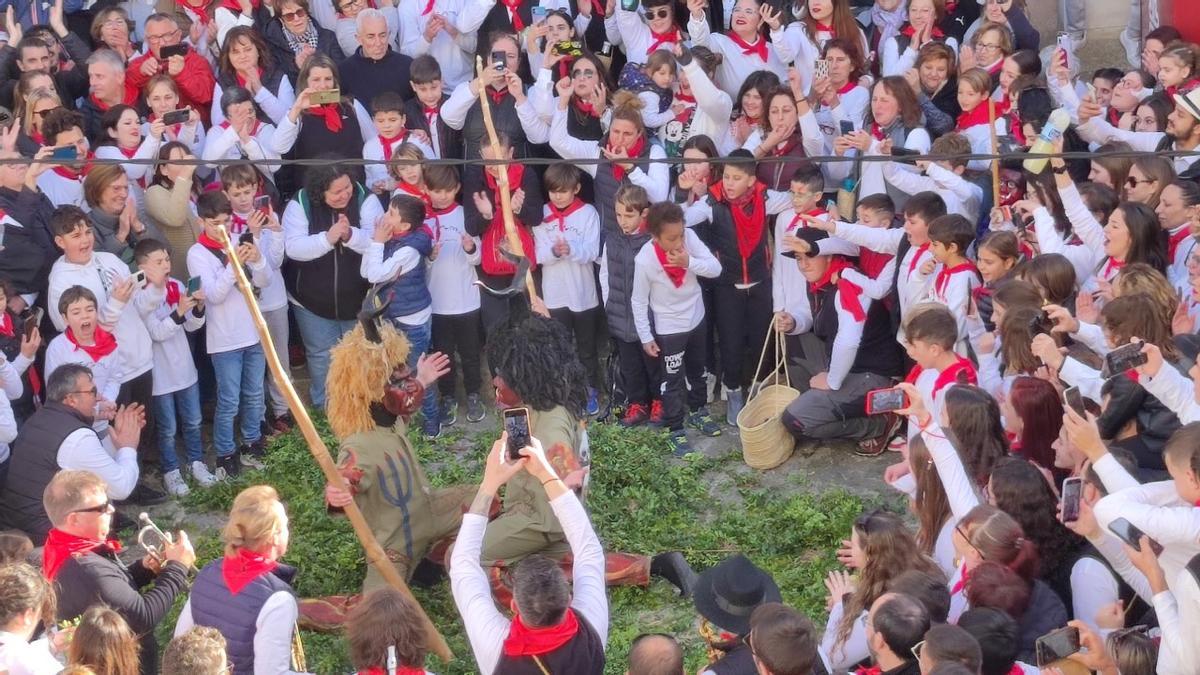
[94,135,161,210]
[211,79,296,128]
[0,631,64,675]
[535,203,600,312]
[135,279,205,397]
[631,229,720,343]
[44,334,122,413]
[1151,570,1200,675]
[883,162,982,223]
[919,421,983,575]
[1030,204,1101,290]
[186,242,271,354]
[669,59,733,153]
[281,196,382,263]
[359,238,431,326]
[57,427,138,500]
[831,223,934,324]
[826,133,932,200]
[687,17,788,99]
[1141,361,1200,424]
[36,170,85,209]
[450,490,608,675]
[425,206,481,315]
[548,108,670,204]
[1075,117,1200,176]
[362,134,437,189]
[398,0,476,91]
[439,81,548,146]
[880,35,960,77]
[175,586,311,675]
[230,215,289,313]
[201,122,281,176]
[611,3,682,64]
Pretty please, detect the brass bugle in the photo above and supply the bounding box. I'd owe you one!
[136,512,174,564]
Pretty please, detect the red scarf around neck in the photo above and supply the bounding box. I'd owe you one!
[869,122,887,140]
[306,103,344,133]
[0,312,13,338]
[379,130,408,160]
[1102,256,1124,279]
[710,181,767,284]
[480,165,537,275]
[222,548,279,595]
[1168,225,1193,261]
[486,85,509,105]
[43,528,121,580]
[502,609,581,657]
[813,20,835,35]
[900,23,944,39]
[66,327,118,362]
[608,135,646,182]
[177,0,212,24]
[907,242,931,277]
[646,27,680,55]
[654,241,686,287]
[235,67,264,89]
[808,257,866,321]
[934,260,978,298]
[500,0,524,30]
[198,231,226,252]
[543,199,585,231]
[220,0,260,12]
[906,355,977,398]
[727,31,768,62]
[956,102,992,131]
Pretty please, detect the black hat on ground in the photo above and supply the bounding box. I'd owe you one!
[692,554,782,636]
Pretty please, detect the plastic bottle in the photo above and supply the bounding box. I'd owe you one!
[1022,108,1071,175]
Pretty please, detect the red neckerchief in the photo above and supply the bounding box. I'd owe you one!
[951,563,969,594]
[934,260,978,299]
[742,114,760,126]
[30,130,44,145]
[654,241,686,287]
[1125,368,1141,384]
[813,20,835,35]
[51,159,90,180]
[177,0,212,25]
[165,279,182,307]
[149,112,183,137]
[88,84,139,113]
[480,165,537,275]
[486,86,509,105]
[379,131,408,161]
[1102,256,1124,279]
[906,355,977,398]
[573,97,600,118]
[1168,225,1192,261]
[66,327,118,362]
[869,122,886,140]
[428,203,456,240]
[43,528,122,581]
[785,206,825,233]
[117,145,138,159]
[854,667,881,675]
[675,91,696,104]
[358,667,426,675]
[421,0,434,14]
[221,548,279,595]
[230,212,249,234]
[1005,666,1022,675]
[809,257,866,321]
[956,102,992,130]
[1166,79,1200,98]
[837,80,857,95]
[1007,109,1026,146]
[727,31,768,62]
[543,199,585,231]
[771,132,802,157]
[396,181,434,213]
[608,135,646,182]
[503,609,580,657]
[219,119,264,139]
[484,164,523,199]
[993,93,1011,118]
[711,181,767,284]
[1107,106,1121,126]
[198,231,225,252]
[235,67,264,89]
[500,0,524,30]
[587,0,605,16]
[0,312,13,337]
[423,104,439,125]
[646,27,680,55]
[907,242,930,277]
[306,103,344,133]
[900,23,944,38]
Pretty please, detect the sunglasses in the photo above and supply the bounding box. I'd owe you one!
[645,6,671,19]
[72,499,113,515]
[1126,176,1155,188]
[281,7,307,20]
[911,639,925,661]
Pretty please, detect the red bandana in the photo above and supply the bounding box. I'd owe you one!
[711,181,768,285]
[235,67,264,89]
[907,242,930,277]
[951,563,969,594]
[654,240,686,287]
[608,135,646,182]
[854,667,881,675]
[89,84,139,112]
[814,21,835,35]
[809,257,866,321]
[675,91,696,104]
[543,199,585,231]
[0,312,13,338]
[66,327,118,362]
[837,80,858,95]
[869,122,886,140]
[727,31,768,62]
[43,528,122,581]
[503,609,580,657]
[646,27,680,55]
[787,207,826,232]
[427,203,456,240]
[421,0,435,14]
[956,102,992,131]
[165,279,182,307]
[306,103,344,133]
[906,355,977,398]
[480,165,538,275]
[900,23,944,39]
[1102,256,1124,279]
[486,86,509,105]
[221,549,279,595]
[198,231,226,252]
[500,0,524,30]
[423,105,439,124]
[177,0,212,24]
[573,97,600,118]
[1166,79,1200,98]
[934,261,978,299]
[1168,226,1193,262]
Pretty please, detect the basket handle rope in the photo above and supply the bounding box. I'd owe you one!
[746,326,790,403]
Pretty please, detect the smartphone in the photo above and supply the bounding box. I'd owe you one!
[238,231,255,246]
[253,194,271,211]
[309,89,341,105]
[1063,386,1086,417]
[531,4,548,20]
[838,120,855,136]
[814,58,829,81]
[1060,476,1083,523]
[1084,82,1097,102]
[131,270,147,287]
[159,43,187,60]
[1108,517,1164,555]
[1056,32,1072,71]
[1035,626,1080,666]
[51,145,77,161]
[161,108,190,125]
[825,199,838,215]
[22,307,42,340]
[186,276,202,296]
[1104,341,1148,377]
[865,388,908,415]
[491,50,507,71]
[553,40,583,57]
[619,0,638,12]
[890,147,921,157]
[502,407,531,462]
[598,41,613,57]
[1028,310,1051,337]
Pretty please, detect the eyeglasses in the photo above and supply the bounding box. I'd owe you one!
[976,42,1002,51]
[338,0,364,10]
[71,499,113,515]
[571,68,597,78]
[1126,176,1155,188]
[911,640,925,660]
[280,7,307,20]
[645,6,671,19]
[145,28,180,43]
[71,387,99,397]
[34,106,62,117]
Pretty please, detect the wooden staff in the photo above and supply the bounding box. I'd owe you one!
[215,226,453,663]
[987,97,1001,207]
[475,56,539,301]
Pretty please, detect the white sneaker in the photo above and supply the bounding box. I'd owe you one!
[190,461,220,487]
[164,469,190,497]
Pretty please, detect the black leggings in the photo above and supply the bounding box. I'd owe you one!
[614,337,661,406]
[432,310,484,397]
[549,306,602,389]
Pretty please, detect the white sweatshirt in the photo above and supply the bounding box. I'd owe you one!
[631,229,721,343]
[425,205,482,315]
[687,16,788,99]
[135,279,205,397]
[535,202,601,313]
[186,241,271,354]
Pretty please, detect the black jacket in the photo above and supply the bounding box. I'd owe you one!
[1015,579,1070,665]
[1098,363,1183,471]
[55,547,190,675]
[262,19,346,86]
[338,47,413,107]
[0,184,56,297]
[0,31,91,110]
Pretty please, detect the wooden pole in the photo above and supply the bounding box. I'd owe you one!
[215,226,453,663]
[988,97,1001,208]
[475,56,539,301]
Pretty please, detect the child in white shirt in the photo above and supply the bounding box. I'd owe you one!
[44,286,122,434]
[364,93,437,197]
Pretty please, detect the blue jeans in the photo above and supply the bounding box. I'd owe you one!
[211,344,266,457]
[396,317,437,423]
[292,303,357,408]
[153,383,203,473]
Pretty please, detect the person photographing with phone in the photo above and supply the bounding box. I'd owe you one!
[124,13,216,123]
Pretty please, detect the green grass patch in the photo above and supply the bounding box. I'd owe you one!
[162,418,870,674]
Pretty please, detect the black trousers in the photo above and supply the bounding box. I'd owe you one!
[432,310,484,397]
[549,306,601,389]
[712,281,774,391]
[117,370,156,461]
[615,337,661,406]
[656,320,708,431]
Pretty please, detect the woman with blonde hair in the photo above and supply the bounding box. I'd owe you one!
[68,606,140,675]
[173,485,306,675]
[14,84,61,154]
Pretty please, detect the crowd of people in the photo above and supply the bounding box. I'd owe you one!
[0,0,1194,672]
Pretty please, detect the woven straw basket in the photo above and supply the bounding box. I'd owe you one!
[738,328,799,470]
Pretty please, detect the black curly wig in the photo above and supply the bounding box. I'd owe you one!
[486,301,589,417]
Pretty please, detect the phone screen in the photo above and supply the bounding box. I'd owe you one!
[186,276,202,295]
[868,388,906,414]
[132,270,146,286]
[1064,387,1086,416]
[1104,342,1148,377]
[1060,477,1082,522]
[491,50,507,71]
[503,408,530,461]
[1035,627,1080,666]
[239,232,255,246]
[838,120,855,136]
[23,308,42,340]
[1108,518,1164,555]
[253,195,271,211]
[162,109,190,125]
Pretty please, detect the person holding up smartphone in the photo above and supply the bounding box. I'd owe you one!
[124,14,216,122]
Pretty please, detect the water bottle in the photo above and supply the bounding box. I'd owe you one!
[1022,108,1071,175]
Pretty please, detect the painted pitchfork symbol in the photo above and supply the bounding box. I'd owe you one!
[377,452,415,561]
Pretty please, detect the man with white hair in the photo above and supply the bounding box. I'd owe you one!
[338,8,414,106]
[81,49,144,141]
